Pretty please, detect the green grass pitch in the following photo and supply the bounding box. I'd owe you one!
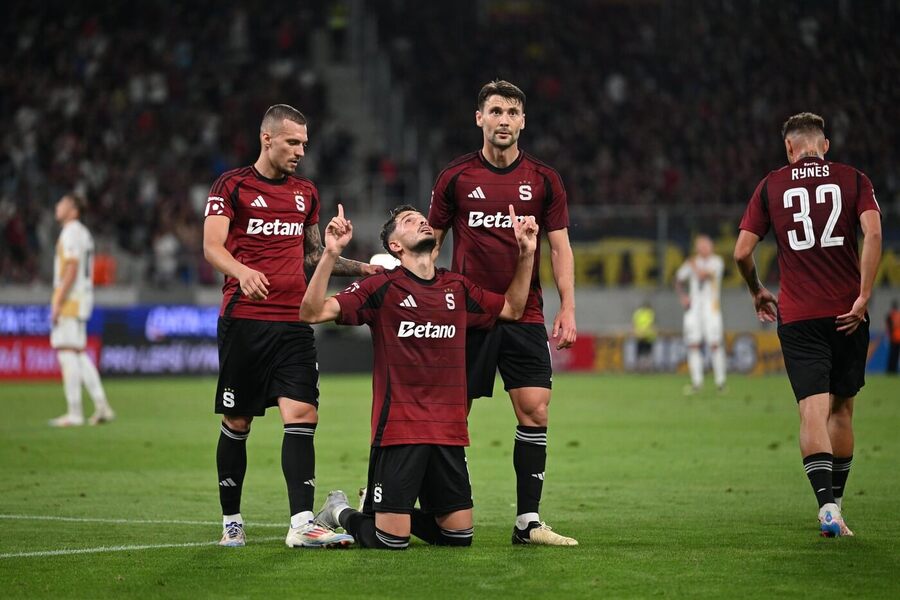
[1,373,898,598]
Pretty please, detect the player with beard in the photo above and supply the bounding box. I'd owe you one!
[302,203,537,549]
[428,80,577,545]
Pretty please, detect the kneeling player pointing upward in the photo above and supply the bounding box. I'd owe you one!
[300,203,537,549]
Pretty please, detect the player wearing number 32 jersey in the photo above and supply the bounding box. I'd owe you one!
[735,112,882,538]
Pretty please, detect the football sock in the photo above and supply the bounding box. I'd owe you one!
[687,347,703,388]
[832,455,853,508]
[223,513,243,527]
[514,425,547,516]
[515,513,540,530]
[803,452,835,508]
[217,423,249,515]
[410,509,473,546]
[77,352,110,411]
[712,345,726,387]
[282,423,317,517]
[57,350,83,419]
[338,509,409,550]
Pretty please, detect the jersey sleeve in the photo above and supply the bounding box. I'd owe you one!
[205,173,238,221]
[675,262,691,282]
[334,276,386,326]
[308,184,320,226]
[541,168,569,232]
[462,277,505,330]
[427,168,457,230]
[59,227,82,261]
[856,171,881,216]
[739,176,771,238]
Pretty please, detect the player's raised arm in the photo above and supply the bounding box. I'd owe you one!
[304,215,381,277]
[203,215,269,300]
[430,227,447,262]
[299,204,352,323]
[500,204,538,321]
[734,229,777,323]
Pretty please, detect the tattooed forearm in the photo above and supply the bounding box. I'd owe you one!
[332,257,369,276]
[303,223,369,276]
[303,224,324,269]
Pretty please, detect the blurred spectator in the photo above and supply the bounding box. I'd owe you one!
[2,1,898,285]
[373,1,899,210]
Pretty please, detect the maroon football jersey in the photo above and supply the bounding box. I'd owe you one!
[205,166,320,321]
[740,157,880,324]
[428,151,569,324]
[334,267,504,447]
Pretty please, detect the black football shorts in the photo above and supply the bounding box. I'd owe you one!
[361,445,473,516]
[466,322,552,399]
[214,317,319,416]
[777,315,869,402]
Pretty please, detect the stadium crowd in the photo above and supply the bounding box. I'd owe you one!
[1,0,897,285]
[376,0,898,208]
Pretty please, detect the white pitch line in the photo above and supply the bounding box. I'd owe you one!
[0,514,283,528]
[0,537,284,559]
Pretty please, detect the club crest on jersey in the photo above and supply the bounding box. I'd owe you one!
[295,194,306,212]
[205,196,225,216]
[519,184,532,201]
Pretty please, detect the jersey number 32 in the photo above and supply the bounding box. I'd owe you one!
[783,184,844,251]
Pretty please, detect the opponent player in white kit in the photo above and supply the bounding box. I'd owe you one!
[48,193,114,427]
[675,234,726,394]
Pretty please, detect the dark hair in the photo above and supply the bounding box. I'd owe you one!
[65,193,87,216]
[380,204,420,257]
[782,112,825,139]
[477,79,526,111]
[261,104,308,132]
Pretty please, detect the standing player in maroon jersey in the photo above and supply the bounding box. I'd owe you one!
[301,203,538,549]
[203,104,378,548]
[428,80,577,545]
[735,112,882,538]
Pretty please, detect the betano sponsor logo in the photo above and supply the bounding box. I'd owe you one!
[467,211,526,228]
[397,320,456,339]
[246,218,304,236]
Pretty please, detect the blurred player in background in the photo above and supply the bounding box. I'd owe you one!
[675,235,727,394]
[632,300,656,372]
[48,193,114,427]
[735,112,881,537]
[303,203,538,549]
[886,300,900,374]
[203,104,376,549]
[428,80,577,546]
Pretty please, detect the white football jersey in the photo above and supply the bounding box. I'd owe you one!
[676,254,724,314]
[54,220,95,319]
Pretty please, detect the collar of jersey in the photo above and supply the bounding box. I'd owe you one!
[400,266,439,286]
[478,150,524,174]
[250,165,289,185]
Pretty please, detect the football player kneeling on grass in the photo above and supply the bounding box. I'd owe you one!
[300,203,537,549]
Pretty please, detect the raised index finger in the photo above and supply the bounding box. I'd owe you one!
[508,204,517,222]
[337,203,344,219]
